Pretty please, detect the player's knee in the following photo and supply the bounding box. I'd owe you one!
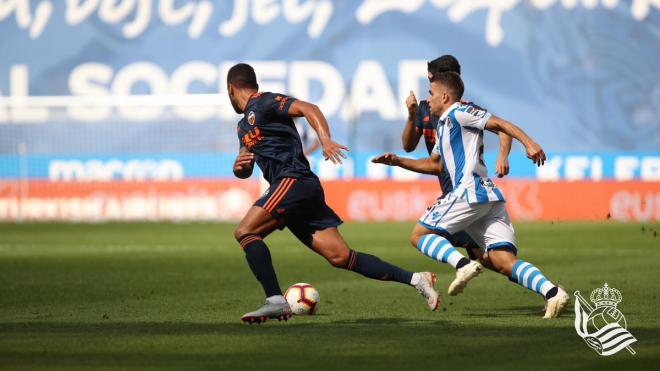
[234,226,255,243]
[494,264,510,276]
[409,234,421,249]
[326,249,350,267]
[478,257,495,270]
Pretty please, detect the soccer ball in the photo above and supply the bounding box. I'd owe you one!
[284,283,320,315]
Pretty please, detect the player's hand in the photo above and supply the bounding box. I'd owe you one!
[406,90,418,116]
[371,152,399,167]
[495,155,509,178]
[525,141,546,167]
[233,152,254,172]
[321,139,349,165]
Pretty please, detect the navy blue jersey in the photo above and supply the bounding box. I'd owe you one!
[415,100,453,196]
[237,92,315,184]
[414,100,438,154]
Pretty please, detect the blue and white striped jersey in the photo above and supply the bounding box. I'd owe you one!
[432,102,505,204]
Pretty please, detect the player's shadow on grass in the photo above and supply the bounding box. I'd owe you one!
[461,305,547,317]
[2,322,656,370]
[0,317,448,336]
[329,317,449,326]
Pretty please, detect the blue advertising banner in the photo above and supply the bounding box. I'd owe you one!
[1,151,658,181]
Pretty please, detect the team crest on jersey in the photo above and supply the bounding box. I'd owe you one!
[248,111,256,125]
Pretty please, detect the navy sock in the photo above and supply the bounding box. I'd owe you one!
[343,250,413,285]
[239,234,282,297]
[545,286,558,300]
[456,258,471,269]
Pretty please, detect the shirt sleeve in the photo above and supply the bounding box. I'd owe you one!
[431,130,441,156]
[262,93,298,120]
[454,105,491,131]
[414,100,426,129]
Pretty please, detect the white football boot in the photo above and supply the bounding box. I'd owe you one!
[543,286,570,318]
[241,298,292,324]
[414,272,440,311]
[448,261,483,296]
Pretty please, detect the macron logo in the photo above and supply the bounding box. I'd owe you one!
[49,159,184,182]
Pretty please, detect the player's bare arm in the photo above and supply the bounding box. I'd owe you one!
[288,100,348,165]
[402,90,423,152]
[233,146,255,179]
[495,131,512,177]
[486,115,546,167]
[480,114,512,177]
[372,152,442,175]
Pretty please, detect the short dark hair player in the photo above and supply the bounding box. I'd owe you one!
[227,63,441,323]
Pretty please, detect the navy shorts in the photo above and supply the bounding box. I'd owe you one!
[254,176,343,246]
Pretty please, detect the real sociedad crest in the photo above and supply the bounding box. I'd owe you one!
[574,283,636,356]
[248,111,256,125]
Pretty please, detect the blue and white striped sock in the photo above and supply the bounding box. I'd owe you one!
[510,260,556,297]
[417,234,470,269]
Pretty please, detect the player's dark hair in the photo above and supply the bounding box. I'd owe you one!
[227,63,258,90]
[430,71,464,101]
[427,55,461,75]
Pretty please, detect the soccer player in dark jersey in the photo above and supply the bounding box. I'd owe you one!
[227,63,440,324]
[400,55,512,294]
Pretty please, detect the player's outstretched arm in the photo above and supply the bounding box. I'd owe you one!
[495,131,512,177]
[372,152,442,175]
[486,115,545,167]
[288,100,348,165]
[233,146,255,179]
[402,91,423,152]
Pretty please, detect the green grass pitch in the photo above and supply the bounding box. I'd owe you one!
[1,221,659,370]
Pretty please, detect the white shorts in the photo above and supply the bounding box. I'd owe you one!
[418,192,517,253]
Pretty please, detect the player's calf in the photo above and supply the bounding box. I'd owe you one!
[509,258,557,299]
[237,232,283,300]
[507,256,568,317]
[339,249,413,283]
[322,248,350,268]
[415,234,471,270]
[309,227,439,310]
[486,249,517,276]
[339,250,440,311]
[415,233,483,296]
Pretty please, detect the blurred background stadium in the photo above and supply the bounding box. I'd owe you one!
[1,0,658,222]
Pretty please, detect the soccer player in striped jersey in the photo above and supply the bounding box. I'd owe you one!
[401,55,512,284]
[374,71,570,318]
[227,63,440,324]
